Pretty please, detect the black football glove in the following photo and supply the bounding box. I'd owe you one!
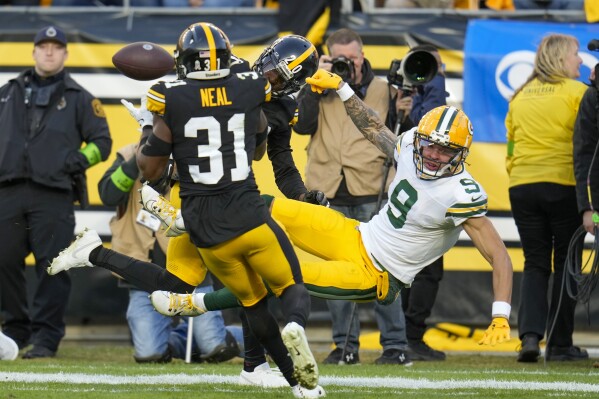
[302,190,329,207]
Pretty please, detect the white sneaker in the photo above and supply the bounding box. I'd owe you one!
[281,322,319,390]
[239,362,288,388]
[139,184,186,237]
[291,384,326,398]
[150,290,205,317]
[47,228,101,275]
[0,332,18,361]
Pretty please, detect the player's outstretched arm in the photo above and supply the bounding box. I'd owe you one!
[306,69,396,159]
[463,216,513,346]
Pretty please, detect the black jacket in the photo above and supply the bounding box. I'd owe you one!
[0,69,112,190]
[574,84,599,214]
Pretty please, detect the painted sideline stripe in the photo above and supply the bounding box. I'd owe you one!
[1,372,598,392]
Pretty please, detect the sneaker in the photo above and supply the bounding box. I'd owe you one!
[47,228,101,275]
[407,340,446,361]
[0,332,18,361]
[22,345,55,359]
[322,347,360,365]
[150,290,206,317]
[291,384,326,398]
[517,334,540,363]
[139,184,185,237]
[546,345,589,361]
[281,322,319,389]
[239,362,288,388]
[374,348,413,366]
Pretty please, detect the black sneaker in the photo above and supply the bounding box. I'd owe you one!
[22,345,55,359]
[546,345,589,362]
[374,348,413,366]
[322,347,359,365]
[407,340,446,361]
[517,334,540,363]
[201,331,240,363]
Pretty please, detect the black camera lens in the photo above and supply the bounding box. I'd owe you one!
[330,57,354,82]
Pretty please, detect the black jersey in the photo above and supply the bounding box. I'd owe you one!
[147,72,271,247]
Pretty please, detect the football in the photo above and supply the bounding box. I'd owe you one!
[112,42,174,81]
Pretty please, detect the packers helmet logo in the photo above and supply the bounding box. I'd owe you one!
[91,98,106,118]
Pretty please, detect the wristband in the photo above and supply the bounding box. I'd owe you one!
[336,83,355,102]
[492,301,511,319]
[79,142,101,167]
[110,166,136,192]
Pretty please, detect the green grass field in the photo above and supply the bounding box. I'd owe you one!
[1,342,598,399]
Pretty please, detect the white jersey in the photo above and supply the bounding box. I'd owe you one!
[359,128,488,285]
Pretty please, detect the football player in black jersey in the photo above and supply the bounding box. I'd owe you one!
[138,23,323,397]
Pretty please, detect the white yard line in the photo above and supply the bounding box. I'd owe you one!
[1,372,598,393]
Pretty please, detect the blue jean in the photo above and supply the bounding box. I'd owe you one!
[127,285,243,360]
[327,202,408,352]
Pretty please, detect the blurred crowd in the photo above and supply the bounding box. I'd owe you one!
[0,0,587,10]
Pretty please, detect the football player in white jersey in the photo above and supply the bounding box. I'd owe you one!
[148,69,513,347]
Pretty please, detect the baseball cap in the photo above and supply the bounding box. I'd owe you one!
[34,26,67,47]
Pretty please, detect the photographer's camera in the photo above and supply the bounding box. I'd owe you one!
[387,50,438,93]
[330,56,354,82]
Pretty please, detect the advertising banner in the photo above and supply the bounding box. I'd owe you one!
[464,20,599,143]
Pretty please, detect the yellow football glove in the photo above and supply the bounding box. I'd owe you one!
[478,317,511,346]
[305,69,343,94]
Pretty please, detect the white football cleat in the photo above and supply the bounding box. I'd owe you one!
[47,228,101,275]
[282,322,319,390]
[0,331,19,361]
[291,384,326,398]
[150,290,206,317]
[239,362,288,388]
[139,184,186,237]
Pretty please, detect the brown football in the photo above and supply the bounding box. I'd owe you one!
[112,42,175,81]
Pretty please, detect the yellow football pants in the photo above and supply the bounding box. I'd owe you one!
[272,197,395,303]
[166,184,298,306]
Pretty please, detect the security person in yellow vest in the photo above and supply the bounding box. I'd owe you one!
[98,143,242,363]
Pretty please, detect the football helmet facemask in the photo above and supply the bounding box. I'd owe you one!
[413,105,473,180]
[253,35,318,97]
[175,22,231,80]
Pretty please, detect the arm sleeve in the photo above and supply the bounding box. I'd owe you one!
[98,154,134,207]
[573,87,599,214]
[293,85,321,135]
[267,125,308,200]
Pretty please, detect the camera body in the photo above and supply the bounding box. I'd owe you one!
[387,50,438,94]
[330,56,355,82]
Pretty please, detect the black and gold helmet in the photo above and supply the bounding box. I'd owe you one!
[253,35,318,97]
[175,22,231,80]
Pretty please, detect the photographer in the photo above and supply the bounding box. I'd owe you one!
[294,28,414,366]
[574,62,599,234]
